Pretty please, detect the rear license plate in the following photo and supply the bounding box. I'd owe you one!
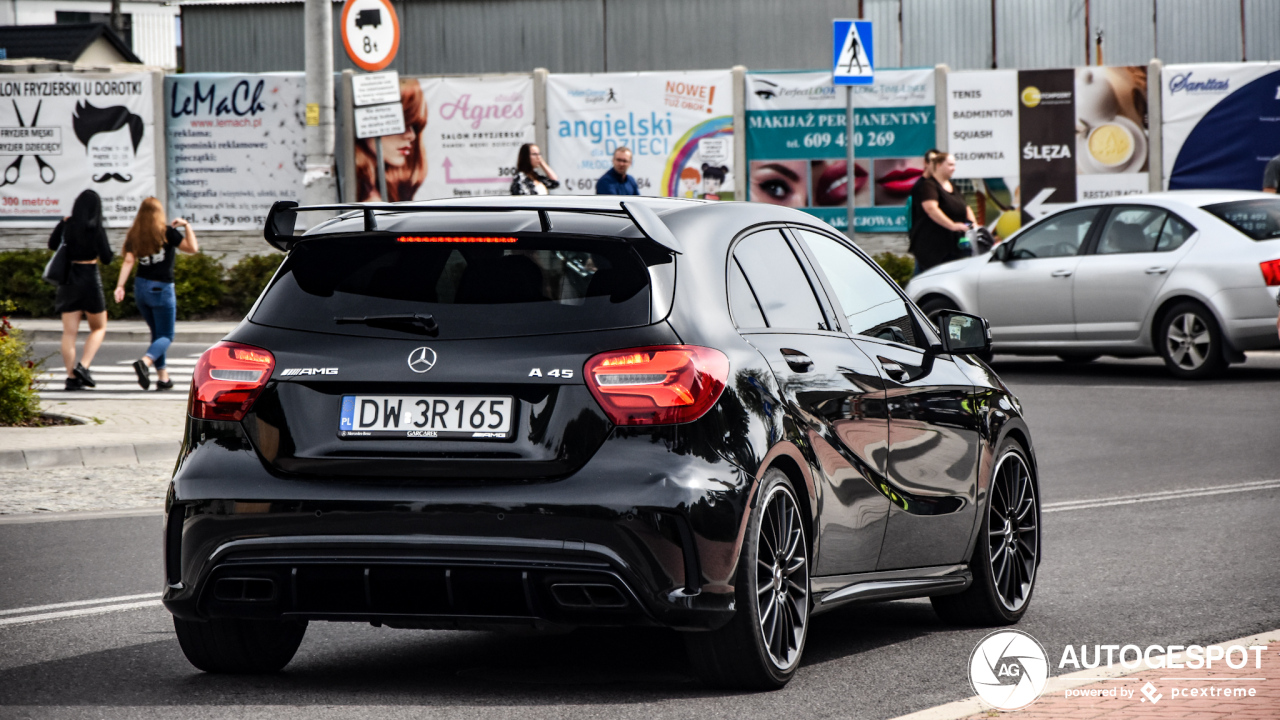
[339,395,514,439]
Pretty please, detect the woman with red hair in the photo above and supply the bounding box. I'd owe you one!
[356,80,428,201]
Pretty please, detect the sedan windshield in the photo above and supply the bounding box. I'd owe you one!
[1203,198,1280,241]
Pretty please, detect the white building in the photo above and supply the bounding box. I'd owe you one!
[0,0,179,68]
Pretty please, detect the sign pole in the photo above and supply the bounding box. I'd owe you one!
[846,86,855,242]
[375,136,388,200]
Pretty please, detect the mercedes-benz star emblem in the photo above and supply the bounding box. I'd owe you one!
[407,346,437,374]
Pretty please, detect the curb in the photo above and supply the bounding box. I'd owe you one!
[0,441,180,471]
[22,328,231,344]
[888,627,1280,720]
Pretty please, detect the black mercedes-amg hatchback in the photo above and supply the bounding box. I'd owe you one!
[164,196,1041,689]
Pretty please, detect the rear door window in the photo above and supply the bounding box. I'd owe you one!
[731,230,829,331]
[251,236,652,339]
[1095,206,1165,254]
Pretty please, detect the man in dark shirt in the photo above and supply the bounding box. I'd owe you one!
[596,147,639,195]
[1264,153,1280,193]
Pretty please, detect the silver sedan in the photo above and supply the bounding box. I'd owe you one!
[905,191,1280,378]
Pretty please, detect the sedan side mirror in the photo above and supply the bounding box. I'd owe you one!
[990,242,1011,262]
[937,310,991,355]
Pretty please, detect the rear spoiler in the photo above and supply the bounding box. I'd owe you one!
[264,200,684,256]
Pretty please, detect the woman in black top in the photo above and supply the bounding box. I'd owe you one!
[48,190,112,391]
[113,197,199,390]
[908,152,977,274]
[510,143,560,195]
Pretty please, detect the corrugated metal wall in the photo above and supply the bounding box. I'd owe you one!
[1244,0,1280,61]
[1156,0,1243,63]
[997,0,1086,69]
[901,0,992,69]
[1090,0,1155,67]
[182,0,1267,74]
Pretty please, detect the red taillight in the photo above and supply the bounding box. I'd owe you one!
[1261,259,1280,286]
[584,345,729,426]
[189,341,275,421]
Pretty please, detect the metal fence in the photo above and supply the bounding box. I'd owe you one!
[181,0,1270,74]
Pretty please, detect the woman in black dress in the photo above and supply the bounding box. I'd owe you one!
[48,190,112,391]
[908,152,976,274]
[510,143,560,195]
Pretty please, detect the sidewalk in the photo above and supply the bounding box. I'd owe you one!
[0,398,186,470]
[11,318,239,344]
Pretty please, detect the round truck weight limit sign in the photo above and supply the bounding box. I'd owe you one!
[341,0,400,71]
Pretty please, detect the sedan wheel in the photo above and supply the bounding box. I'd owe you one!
[931,438,1039,625]
[685,469,809,689]
[1157,302,1225,379]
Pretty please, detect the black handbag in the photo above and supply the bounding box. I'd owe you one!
[42,238,71,285]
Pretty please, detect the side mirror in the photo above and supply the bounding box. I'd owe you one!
[990,242,1011,262]
[937,310,991,355]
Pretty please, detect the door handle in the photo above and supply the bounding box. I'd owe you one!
[877,358,906,381]
[1050,269,1073,278]
[1144,267,1169,275]
[780,349,814,372]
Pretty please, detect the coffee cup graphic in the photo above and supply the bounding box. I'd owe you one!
[1087,123,1135,168]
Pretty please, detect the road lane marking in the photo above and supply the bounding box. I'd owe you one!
[0,599,163,628]
[1044,479,1280,513]
[0,592,161,617]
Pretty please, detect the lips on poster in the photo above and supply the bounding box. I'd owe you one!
[166,73,306,230]
[546,71,735,199]
[745,69,934,232]
[1161,62,1280,191]
[0,73,154,227]
[353,75,535,202]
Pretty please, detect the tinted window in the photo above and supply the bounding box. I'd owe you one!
[1010,208,1099,259]
[1096,206,1164,254]
[252,237,651,339]
[1203,199,1280,241]
[795,229,919,347]
[1157,214,1195,252]
[732,230,828,331]
[728,258,767,328]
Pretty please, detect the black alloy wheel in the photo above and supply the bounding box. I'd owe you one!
[932,438,1039,625]
[685,468,810,689]
[1157,301,1225,379]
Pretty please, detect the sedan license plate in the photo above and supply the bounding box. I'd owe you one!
[339,395,514,440]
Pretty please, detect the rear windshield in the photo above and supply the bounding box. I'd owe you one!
[1203,199,1280,241]
[251,236,652,339]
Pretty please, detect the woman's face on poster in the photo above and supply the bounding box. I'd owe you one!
[380,125,418,168]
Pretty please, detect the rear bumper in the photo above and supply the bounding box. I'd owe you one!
[162,422,751,631]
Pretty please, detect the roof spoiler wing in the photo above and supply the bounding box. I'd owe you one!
[265,201,683,254]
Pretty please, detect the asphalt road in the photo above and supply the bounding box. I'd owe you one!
[2,353,1279,719]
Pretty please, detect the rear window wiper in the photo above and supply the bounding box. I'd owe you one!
[334,313,439,336]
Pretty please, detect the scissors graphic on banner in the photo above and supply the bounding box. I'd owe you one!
[1,99,57,187]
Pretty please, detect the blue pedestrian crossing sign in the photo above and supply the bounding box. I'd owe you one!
[832,20,874,85]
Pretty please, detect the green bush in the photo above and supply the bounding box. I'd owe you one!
[225,253,284,315]
[173,253,226,319]
[0,302,42,425]
[873,251,915,288]
[0,249,57,316]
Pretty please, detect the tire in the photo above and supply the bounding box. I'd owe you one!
[1156,301,1225,379]
[919,296,959,330]
[1058,354,1101,364]
[174,616,307,673]
[931,438,1039,626]
[685,468,810,690]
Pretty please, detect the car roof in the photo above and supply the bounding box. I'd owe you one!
[1083,190,1272,209]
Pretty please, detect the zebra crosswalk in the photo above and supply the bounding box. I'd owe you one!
[37,355,200,400]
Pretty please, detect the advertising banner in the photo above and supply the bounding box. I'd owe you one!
[948,66,1149,237]
[546,70,735,198]
[166,73,305,230]
[1162,62,1280,191]
[354,75,534,202]
[745,69,935,232]
[0,73,155,227]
